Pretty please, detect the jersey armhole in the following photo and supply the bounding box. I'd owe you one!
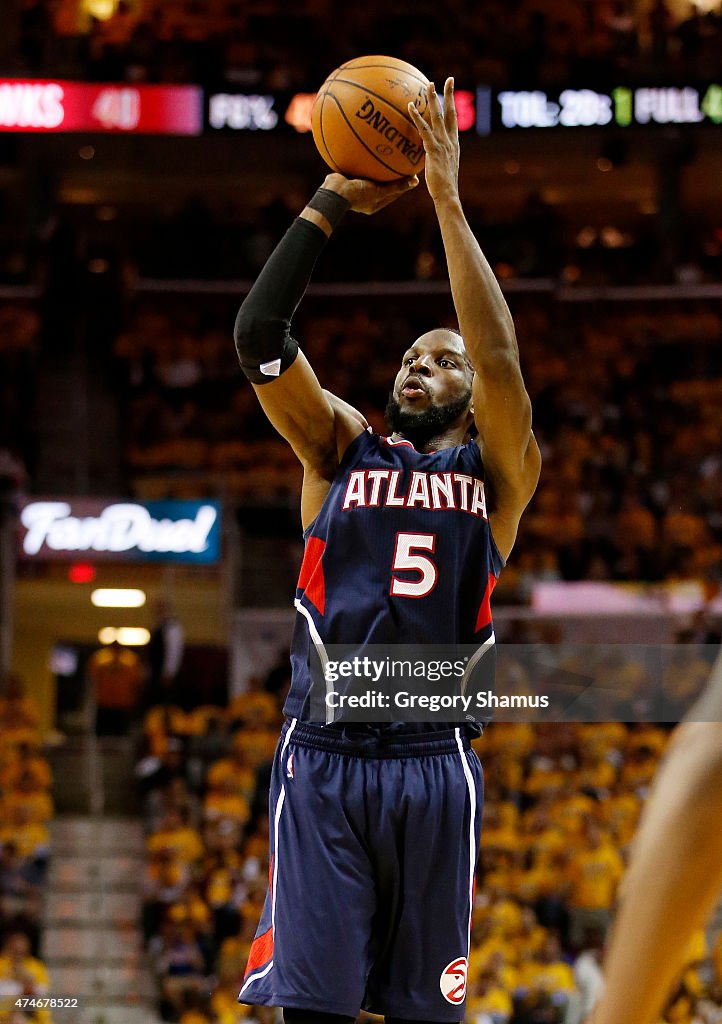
[467,437,507,573]
[302,428,376,540]
[487,520,507,573]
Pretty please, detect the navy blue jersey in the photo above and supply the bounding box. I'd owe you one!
[284,430,505,723]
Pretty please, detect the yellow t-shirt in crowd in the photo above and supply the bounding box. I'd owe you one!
[576,722,627,753]
[569,843,624,910]
[525,960,576,994]
[211,984,255,1020]
[601,791,641,846]
[205,758,256,798]
[2,789,54,824]
[146,825,204,864]
[574,759,617,792]
[0,822,49,860]
[467,984,513,1019]
[202,791,250,824]
[0,755,52,790]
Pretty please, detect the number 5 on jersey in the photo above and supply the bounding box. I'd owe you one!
[390,532,438,598]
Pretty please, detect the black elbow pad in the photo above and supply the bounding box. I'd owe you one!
[234,313,299,385]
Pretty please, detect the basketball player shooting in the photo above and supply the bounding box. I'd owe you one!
[234,79,541,1024]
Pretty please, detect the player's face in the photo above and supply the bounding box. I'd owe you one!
[386,329,474,445]
[392,330,472,410]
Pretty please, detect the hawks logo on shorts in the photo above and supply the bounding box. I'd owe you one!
[439,956,468,1004]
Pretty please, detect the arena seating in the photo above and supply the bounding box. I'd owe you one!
[113,294,722,590]
[10,0,722,92]
[0,678,55,1020]
[137,673,722,1023]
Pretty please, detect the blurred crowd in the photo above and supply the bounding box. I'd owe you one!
[0,678,54,1022]
[136,654,722,1024]
[3,187,713,291]
[131,190,722,287]
[110,293,722,591]
[9,0,722,89]
[137,689,280,1024]
[5,287,722,591]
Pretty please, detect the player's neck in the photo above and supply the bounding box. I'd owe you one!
[391,427,470,452]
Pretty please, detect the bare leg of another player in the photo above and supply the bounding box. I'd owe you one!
[588,650,722,1024]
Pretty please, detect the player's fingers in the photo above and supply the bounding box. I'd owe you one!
[407,101,431,145]
[427,81,443,128]
[444,77,458,139]
[407,101,425,126]
[379,175,418,195]
[375,175,418,209]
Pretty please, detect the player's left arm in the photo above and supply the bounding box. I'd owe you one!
[586,654,722,1024]
[409,80,541,562]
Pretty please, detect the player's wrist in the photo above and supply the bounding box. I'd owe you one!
[305,182,351,232]
[431,188,461,209]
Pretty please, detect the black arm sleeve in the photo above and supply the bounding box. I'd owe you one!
[233,217,329,384]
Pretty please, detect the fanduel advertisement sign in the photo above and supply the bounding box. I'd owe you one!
[19,499,221,564]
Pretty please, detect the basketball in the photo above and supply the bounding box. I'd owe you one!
[311,56,430,182]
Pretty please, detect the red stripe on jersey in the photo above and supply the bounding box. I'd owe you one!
[474,571,498,632]
[297,536,326,615]
[244,925,274,976]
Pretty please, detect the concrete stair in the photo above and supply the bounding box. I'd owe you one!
[42,817,161,1024]
[49,735,141,817]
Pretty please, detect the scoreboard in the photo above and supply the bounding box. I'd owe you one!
[0,80,202,134]
[1,79,721,137]
[477,84,722,133]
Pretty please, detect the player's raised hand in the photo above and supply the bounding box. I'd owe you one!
[322,172,419,215]
[407,78,460,204]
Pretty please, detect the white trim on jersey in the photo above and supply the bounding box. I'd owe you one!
[239,719,297,996]
[455,727,477,960]
[383,435,416,449]
[293,598,335,724]
[460,630,495,696]
[239,956,273,990]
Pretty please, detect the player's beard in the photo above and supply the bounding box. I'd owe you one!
[385,388,472,448]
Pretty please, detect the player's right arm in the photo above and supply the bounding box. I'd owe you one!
[234,174,418,479]
[408,80,540,561]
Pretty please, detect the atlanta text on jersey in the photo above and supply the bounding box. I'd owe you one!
[342,469,488,518]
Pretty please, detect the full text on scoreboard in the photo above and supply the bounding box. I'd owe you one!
[1,79,721,136]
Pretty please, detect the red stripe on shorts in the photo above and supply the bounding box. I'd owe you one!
[244,926,274,976]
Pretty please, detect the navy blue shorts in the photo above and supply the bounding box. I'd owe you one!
[238,719,484,1021]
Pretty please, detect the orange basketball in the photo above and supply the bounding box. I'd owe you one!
[311,56,430,182]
